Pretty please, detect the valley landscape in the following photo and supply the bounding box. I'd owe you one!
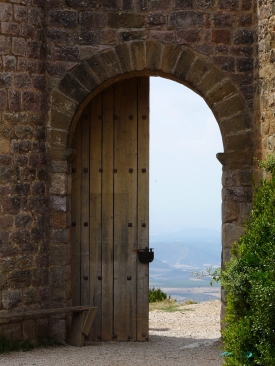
[149,228,221,302]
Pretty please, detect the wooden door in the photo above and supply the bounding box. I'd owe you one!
[71,77,149,341]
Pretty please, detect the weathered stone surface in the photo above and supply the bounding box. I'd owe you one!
[2,289,22,309]
[49,173,67,195]
[222,223,245,248]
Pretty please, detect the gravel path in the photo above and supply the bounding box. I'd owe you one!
[0,300,222,366]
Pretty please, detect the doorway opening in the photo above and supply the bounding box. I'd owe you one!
[70,76,223,342]
[149,77,223,304]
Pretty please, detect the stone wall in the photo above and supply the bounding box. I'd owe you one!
[0,0,263,342]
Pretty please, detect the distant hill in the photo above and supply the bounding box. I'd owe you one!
[150,228,221,269]
[149,228,221,302]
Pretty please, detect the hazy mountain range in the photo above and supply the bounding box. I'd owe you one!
[150,228,221,270]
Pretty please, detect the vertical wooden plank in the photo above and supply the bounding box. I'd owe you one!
[101,85,114,341]
[89,94,103,340]
[81,110,90,305]
[71,122,82,306]
[114,78,138,341]
[136,77,150,341]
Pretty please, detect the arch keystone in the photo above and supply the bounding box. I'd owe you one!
[100,49,121,77]
[130,41,146,70]
[145,41,162,71]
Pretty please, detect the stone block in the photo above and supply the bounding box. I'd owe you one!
[51,229,69,243]
[185,57,212,87]
[172,47,195,81]
[0,139,10,154]
[0,89,7,109]
[2,22,20,36]
[107,12,145,28]
[13,72,31,90]
[136,0,148,11]
[224,132,253,152]
[53,45,80,62]
[150,30,175,44]
[100,49,121,78]
[234,29,254,45]
[8,270,32,288]
[218,0,239,9]
[146,41,162,70]
[85,54,110,83]
[213,13,234,27]
[79,11,106,28]
[59,74,89,102]
[214,95,246,120]
[51,212,68,228]
[240,202,252,223]
[130,41,146,70]
[222,223,244,248]
[15,214,33,228]
[50,244,69,265]
[32,181,46,195]
[51,90,78,117]
[211,29,231,44]
[168,11,204,28]
[206,80,237,105]
[213,56,234,72]
[0,36,11,55]
[70,64,99,93]
[236,57,254,72]
[1,196,21,214]
[176,29,202,44]
[49,129,68,148]
[146,12,166,28]
[0,3,12,21]
[102,29,118,44]
[48,10,78,28]
[223,186,250,202]
[51,195,67,212]
[2,289,22,309]
[115,43,132,73]
[65,0,98,8]
[222,201,239,223]
[50,160,68,173]
[196,0,215,8]
[76,29,100,45]
[174,0,193,8]
[219,113,252,136]
[0,216,13,230]
[151,0,171,9]
[119,30,146,42]
[50,173,67,195]
[161,44,182,73]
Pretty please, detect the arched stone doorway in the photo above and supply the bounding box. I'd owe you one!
[47,41,253,338]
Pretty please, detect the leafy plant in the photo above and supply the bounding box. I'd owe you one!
[221,155,275,365]
[149,287,169,302]
[190,265,221,286]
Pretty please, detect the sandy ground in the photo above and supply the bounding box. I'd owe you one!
[0,300,223,366]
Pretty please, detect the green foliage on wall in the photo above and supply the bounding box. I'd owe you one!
[221,155,275,365]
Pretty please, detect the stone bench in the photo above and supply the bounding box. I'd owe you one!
[0,306,97,347]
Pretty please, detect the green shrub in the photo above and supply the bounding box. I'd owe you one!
[221,155,275,365]
[149,287,168,302]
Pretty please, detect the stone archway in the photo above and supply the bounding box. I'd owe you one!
[47,40,253,327]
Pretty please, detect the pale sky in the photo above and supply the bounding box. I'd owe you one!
[149,77,224,235]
